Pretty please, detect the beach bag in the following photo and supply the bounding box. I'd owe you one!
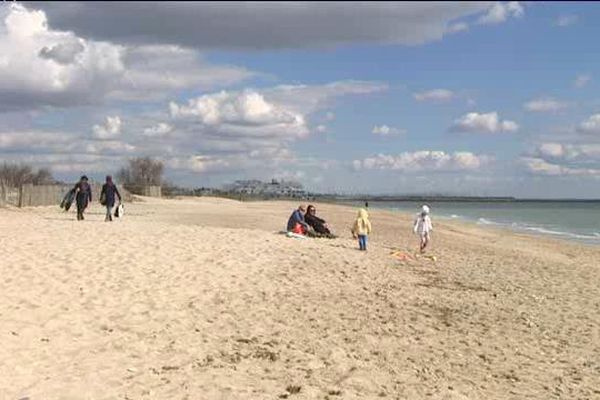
[100,192,106,206]
[115,204,124,218]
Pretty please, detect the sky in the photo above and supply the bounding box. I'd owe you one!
[1,1,600,198]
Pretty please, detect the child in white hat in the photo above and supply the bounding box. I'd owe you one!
[413,205,433,253]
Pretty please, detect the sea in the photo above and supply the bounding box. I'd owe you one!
[353,200,600,245]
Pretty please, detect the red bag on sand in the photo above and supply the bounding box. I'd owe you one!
[292,223,305,235]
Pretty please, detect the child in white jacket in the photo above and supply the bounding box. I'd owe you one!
[413,205,433,253]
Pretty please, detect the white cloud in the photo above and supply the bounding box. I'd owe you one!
[478,2,524,25]
[85,140,135,154]
[92,116,122,139]
[160,81,386,175]
[413,89,455,103]
[574,74,591,89]
[577,114,600,135]
[315,125,327,133]
[534,142,600,161]
[446,22,469,34]
[353,151,491,172]
[0,4,253,111]
[451,111,519,133]
[523,97,569,112]
[0,131,72,150]
[372,125,404,136]
[170,90,309,139]
[521,157,600,177]
[556,15,578,27]
[143,122,173,137]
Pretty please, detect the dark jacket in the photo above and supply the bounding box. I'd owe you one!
[101,183,121,207]
[287,209,308,231]
[305,213,331,235]
[74,181,92,206]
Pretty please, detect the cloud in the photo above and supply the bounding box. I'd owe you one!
[92,116,122,139]
[0,130,73,150]
[478,2,524,25]
[521,142,600,177]
[161,81,386,175]
[533,142,600,162]
[38,38,85,65]
[372,125,404,136]
[170,90,309,139]
[0,4,253,111]
[143,122,173,137]
[521,157,600,177]
[315,125,328,133]
[353,151,492,172]
[451,112,518,133]
[85,140,135,154]
[577,114,600,135]
[523,97,569,112]
[574,74,591,89]
[446,22,469,34]
[413,88,455,102]
[556,15,578,27]
[33,2,494,50]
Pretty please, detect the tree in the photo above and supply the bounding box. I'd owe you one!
[0,162,55,187]
[117,157,164,193]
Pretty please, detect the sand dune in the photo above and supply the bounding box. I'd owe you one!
[1,197,599,399]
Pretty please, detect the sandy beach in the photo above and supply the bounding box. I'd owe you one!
[1,196,599,399]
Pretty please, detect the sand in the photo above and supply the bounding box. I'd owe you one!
[1,196,599,399]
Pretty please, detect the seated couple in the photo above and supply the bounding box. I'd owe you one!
[287,205,336,238]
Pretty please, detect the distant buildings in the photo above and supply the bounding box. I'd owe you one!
[223,179,308,198]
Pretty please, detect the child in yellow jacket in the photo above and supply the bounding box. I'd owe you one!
[351,208,372,251]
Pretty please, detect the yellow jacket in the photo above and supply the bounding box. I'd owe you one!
[352,208,372,236]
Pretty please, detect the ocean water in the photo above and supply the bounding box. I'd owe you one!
[358,201,600,245]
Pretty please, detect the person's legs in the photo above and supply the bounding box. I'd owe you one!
[358,234,367,250]
[420,233,428,253]
[76,200,83,220]
[105,204,113,221]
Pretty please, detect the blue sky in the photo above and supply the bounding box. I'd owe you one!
[1,2,600,197]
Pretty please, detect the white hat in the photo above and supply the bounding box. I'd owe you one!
[422,205,430,214]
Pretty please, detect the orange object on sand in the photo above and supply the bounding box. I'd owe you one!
[292,223,305,235]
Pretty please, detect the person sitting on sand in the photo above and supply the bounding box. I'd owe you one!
[304,205,335,238]
[287,205,309,234]
[100,175,122,222]
[351,208,372,251]
[413,205,433,253]
[73,175,92,221]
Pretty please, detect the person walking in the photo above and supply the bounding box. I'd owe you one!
[73,175,92,221]
[100,175,122,222]
[413,205,433,253]
[351,208,372,251]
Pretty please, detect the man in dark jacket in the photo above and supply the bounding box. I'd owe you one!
[100,175,122,222]
[74,175,92,221]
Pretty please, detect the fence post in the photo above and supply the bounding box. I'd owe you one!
[18,183,33,207]
[0,181,5,207]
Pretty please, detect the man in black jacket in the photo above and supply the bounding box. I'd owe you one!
[73,175,92,221]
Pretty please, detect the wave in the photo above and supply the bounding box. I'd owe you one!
[475,217,600,242]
